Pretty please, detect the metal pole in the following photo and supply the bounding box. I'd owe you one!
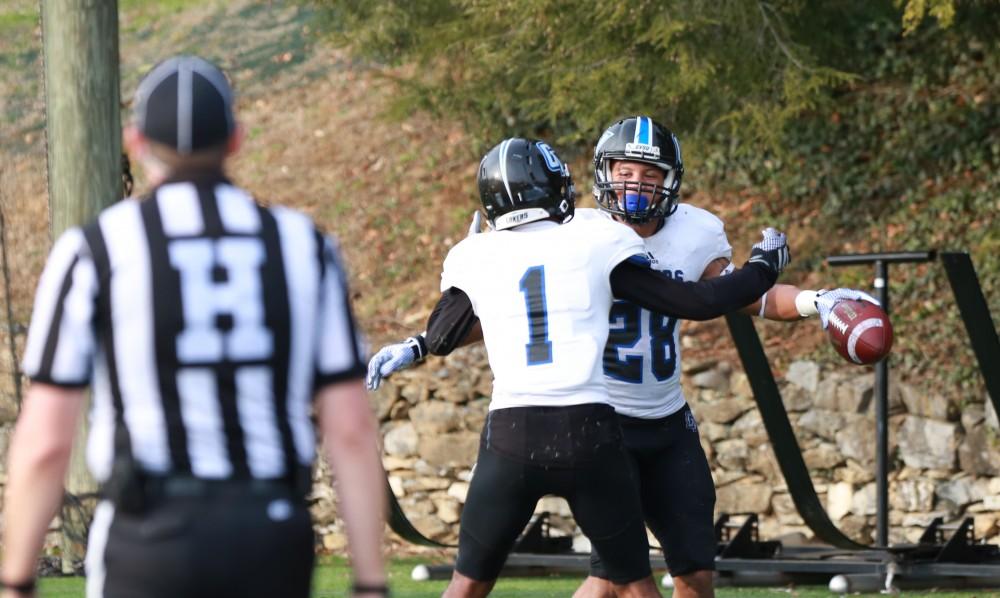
[829,251,934,549]
[874,260,889,548]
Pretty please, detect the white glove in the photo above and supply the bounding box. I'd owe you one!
[366,336,427,390]
[748,227,791,275]
[467,211,483,236]
[814,288,880,330]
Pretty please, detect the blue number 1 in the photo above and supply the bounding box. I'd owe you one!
[519,266,553,365]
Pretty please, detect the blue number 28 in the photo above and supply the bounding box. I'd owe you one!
[519,266,553,365]
[604,300,678,382]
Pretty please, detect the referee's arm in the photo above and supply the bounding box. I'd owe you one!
[316,379,387,589]
[3,229,95,594]
[315,235,387,593]
[2,385,85,593]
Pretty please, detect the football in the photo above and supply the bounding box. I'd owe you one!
[826,299,894,365]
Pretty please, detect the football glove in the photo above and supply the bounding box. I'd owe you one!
[365,335,427,390]
[814,288,881,330]
[748,227,791,275]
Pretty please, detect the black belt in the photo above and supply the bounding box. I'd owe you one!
[142,476,296,499]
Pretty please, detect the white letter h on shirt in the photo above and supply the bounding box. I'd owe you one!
[169,238,273,363]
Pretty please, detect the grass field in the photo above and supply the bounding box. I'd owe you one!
[33,556,1000,597]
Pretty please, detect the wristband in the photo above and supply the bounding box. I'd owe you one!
[0,578,37,594]
[407,335,428,361]
[351,581,390,596]
[795,290,819,317]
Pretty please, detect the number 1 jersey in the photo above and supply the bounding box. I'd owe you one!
[441,217,645,410]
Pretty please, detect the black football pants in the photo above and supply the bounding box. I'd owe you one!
[85,487,314,598]
[455,403,652,585]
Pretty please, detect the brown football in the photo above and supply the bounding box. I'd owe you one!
[826,299,894,365]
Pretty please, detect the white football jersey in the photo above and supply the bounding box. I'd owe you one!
[588,206,733,418]
[441,216,646,410]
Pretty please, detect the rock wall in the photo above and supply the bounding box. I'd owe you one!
[335,349,1000,551]
[2,346,997,557]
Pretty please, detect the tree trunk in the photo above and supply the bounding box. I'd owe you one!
[40,0,121,574]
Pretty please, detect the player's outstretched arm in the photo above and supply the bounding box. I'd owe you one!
[611,227,790,321]
[702,255,880,324]
[813,288,880,329]
[317,378,388,595]
[364,291,484,391]
[365,212,485,391]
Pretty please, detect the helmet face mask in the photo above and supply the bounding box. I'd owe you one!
[593,116,684,224]
[478,138,575,231]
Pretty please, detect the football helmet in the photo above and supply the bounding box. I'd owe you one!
[477,138,575,230]
[593,116,684,223]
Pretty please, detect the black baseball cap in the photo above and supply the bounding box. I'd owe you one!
[132,55,235,154]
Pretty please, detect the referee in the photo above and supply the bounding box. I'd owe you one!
[0,56,387,598]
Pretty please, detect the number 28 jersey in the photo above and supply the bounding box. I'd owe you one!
[592,205,733,419]
[441,217,645,410]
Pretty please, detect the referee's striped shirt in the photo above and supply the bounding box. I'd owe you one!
[21,172,366,481]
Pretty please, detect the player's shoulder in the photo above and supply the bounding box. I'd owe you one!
[668,203,726,233]
[569,208,640,241]
[443,231,490,271]
[570,207,613,223]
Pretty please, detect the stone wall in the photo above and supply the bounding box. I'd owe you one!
[2,346,997,557]
[338,349,1000,551]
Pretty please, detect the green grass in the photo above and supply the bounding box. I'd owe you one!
[36,556,1000,597]
[118,0,212,31]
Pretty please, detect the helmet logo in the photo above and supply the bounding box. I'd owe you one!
[624,142,661,159]
[536,142,563,172]
[559,199,569,213]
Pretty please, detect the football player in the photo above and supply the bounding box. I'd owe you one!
[385,137,790,598]
[565,116,878,598]
[370,120,876,598]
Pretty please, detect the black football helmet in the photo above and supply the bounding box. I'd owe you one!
[477,138,575,230]
[593,116,684,224]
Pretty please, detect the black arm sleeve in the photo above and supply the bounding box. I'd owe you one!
[425,287,480,356]
[610,260,776,321]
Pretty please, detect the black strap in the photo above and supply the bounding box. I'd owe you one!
[940,252,1000,417]
[385,478,452,548]
[726,313,865,549]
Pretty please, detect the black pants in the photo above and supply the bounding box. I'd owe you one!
[86,484,314,598]
[590,405,717,578]
[455,403,651,585]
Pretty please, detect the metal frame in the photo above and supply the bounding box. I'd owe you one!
[826,251,935,547]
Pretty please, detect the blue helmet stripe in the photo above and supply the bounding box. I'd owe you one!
[638,116,650,145]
